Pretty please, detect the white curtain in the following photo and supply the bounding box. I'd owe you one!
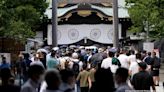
[48,24,121,45]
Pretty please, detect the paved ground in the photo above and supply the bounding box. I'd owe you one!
[156,63,164,92]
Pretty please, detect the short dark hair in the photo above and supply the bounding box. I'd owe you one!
[60,69,75,83]
[82,63,87,70]
[136,53,141,60]
[142,50,147,54]
[108,51,114,57]
[51,51,56,57]
[45,69,61,88]
[2,57,6,60]
[148,52,151,56]
[115,68,129,83]
[28,64,44,78]
[0,68,12,81]
[138,62,147,70]
[131,50,135,55]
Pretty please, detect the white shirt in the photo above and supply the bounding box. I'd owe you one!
[129,62,139,77]
[128,55,136,64]
[101,57,119,73]
[118,54,129,69]
[129,59,142,78]
[40,81,47,92]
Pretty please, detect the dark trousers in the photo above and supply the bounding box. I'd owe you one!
[81,87,89,92]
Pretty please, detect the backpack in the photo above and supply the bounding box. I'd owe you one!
[112,57,121,67]
[152,57,161,68]
[72,61,80,77]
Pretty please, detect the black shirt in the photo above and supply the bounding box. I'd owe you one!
[144,56,152,65]
[132,71,154,90]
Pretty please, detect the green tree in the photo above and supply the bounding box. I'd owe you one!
[0,0,48,42]
[125,0,164,40]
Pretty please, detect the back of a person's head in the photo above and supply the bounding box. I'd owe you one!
[138,62,147,70]
[82,63,87,70]
[136,53,142,60]
[60,69,75,83]
[0,68,12,81]
[24,53,30,59]
[2,57,6,63]
[94,68,115,91]
[142,50,147,54]
[45,69,61,89]
[51,51,56,57]
[115,68,128,84]
[148,52,151,56]
[108,51,114,57]
[28,64,44,78]
[2,56,6,61]
[131,50,135,55]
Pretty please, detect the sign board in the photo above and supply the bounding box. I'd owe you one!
[46,0,112,4]
[143,42,154,52]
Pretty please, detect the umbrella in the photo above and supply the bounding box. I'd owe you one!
[60,45,67,48]
[69,45,76,48]
[90,53,104,64]
[108,47,117,53]
[37,48,48,54]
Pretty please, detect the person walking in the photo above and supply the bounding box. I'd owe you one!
[76,63,91,92]
[115,68,132,92]
[101,49,121,74]
[47,51,59,70]
[118,49,129,69]
[129,53,142,79]
[21,64,45,92]
[0,57,10,69]
[143,52,153,71]
[43,69,61,92]
[0,68,20,92]
[131,62,155,91]
[16,54,27,85]
[90,68,115,92]
[150,52,161,86]
[60,69,76,92]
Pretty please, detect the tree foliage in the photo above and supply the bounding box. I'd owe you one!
[125,0,164,39]
[0,0,48,42]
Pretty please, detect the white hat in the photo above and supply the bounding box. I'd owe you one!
[52,47,59,51]
[72,53,78,59]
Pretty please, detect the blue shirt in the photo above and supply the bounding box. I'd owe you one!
[0,63,10,69]
[47,57,59,69]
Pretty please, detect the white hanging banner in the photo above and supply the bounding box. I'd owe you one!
[47,24,121,45]
[143,42,154,52]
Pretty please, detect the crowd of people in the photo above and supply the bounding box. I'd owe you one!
[0,45,161,92]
